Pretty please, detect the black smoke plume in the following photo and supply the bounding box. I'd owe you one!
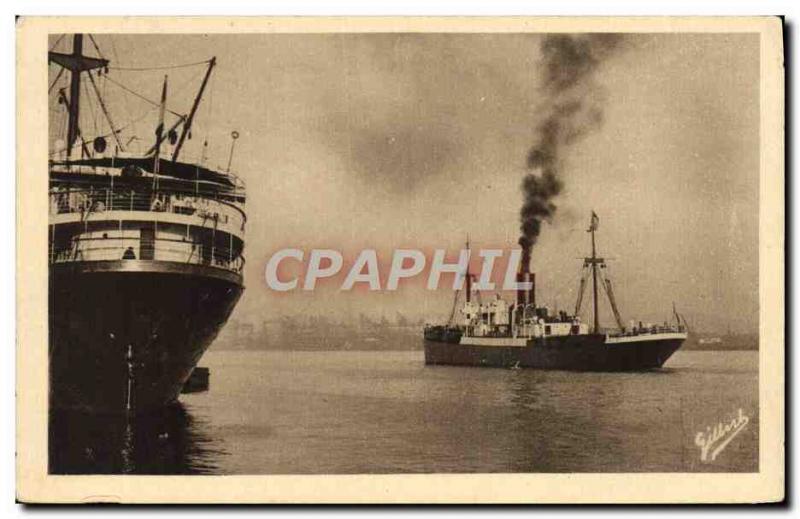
[519,34,623,262]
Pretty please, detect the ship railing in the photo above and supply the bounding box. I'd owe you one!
[608,324,687,338]
[50,160,247,194]
[49,186,246,231]
[49,236,245,274]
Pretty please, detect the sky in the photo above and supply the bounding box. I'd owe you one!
[49,32,760,334]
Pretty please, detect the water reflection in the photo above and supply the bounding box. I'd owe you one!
[49,402,226,474]
[502,371,629,472]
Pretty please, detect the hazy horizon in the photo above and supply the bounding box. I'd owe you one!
[49,32,760,335]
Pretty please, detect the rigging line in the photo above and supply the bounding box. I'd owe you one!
[549,270,582,308]
[109,35,121,65]
[447,288,461,325]
[48,67,65,94]
[83,79,98,136]
[101,65,108,105]
[106,35,131,125]
[597,267,624,329]
[169,66,209,101]
[202,69,215,161]
[48,103,161,157]
[108,59,211,72]
[574,265,590,317]
[54,95,66,143]
[103,74,186,119]
[210,70,215,129]
[48,34,65,52]
[88,34,105,61]
[86,70,124,151]
[52,87,65,142]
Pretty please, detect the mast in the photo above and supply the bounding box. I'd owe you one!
[582,211,601,333]
[465,235,471,303]
[591,224,599,333]
[153,75,168,178]
[448,236,471,326]
[146,116,186,156]
[582,212,624,332]
[172,57,216,162]
[66,35,83,159]
[49,34,109,159]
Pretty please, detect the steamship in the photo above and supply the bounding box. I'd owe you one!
[48,35,245,413]
[424,213,687,371]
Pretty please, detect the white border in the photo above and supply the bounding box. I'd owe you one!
[5,4,790,511]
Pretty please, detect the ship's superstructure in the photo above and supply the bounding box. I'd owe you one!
[48,35,245,413]
[424,214,687,371]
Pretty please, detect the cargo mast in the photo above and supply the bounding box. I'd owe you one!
[575,211,624,333]
[447,236,471,325]
[465,236,471,304]
[574,211,604,333]
[49,34,109,159]
[590,220,599,332]
[587,211,602,332]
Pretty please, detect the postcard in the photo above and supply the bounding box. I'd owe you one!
[16,16,784,503]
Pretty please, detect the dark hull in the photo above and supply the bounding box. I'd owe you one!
[424,333,684,372]
[49,260,243,414]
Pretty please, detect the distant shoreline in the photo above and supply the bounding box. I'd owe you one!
[210,343,759,352]
[212,324,758,352]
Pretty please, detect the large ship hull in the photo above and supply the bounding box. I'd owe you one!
[49,260,243,414]
[424,331,685,371]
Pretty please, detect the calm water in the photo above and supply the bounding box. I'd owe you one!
[50,349,758,474]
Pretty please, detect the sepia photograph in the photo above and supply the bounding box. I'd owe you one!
[16,16,784,503]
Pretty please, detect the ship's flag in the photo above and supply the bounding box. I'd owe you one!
[588,211,599,232]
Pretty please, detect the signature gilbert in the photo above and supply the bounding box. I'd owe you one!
[695,408,749,462]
